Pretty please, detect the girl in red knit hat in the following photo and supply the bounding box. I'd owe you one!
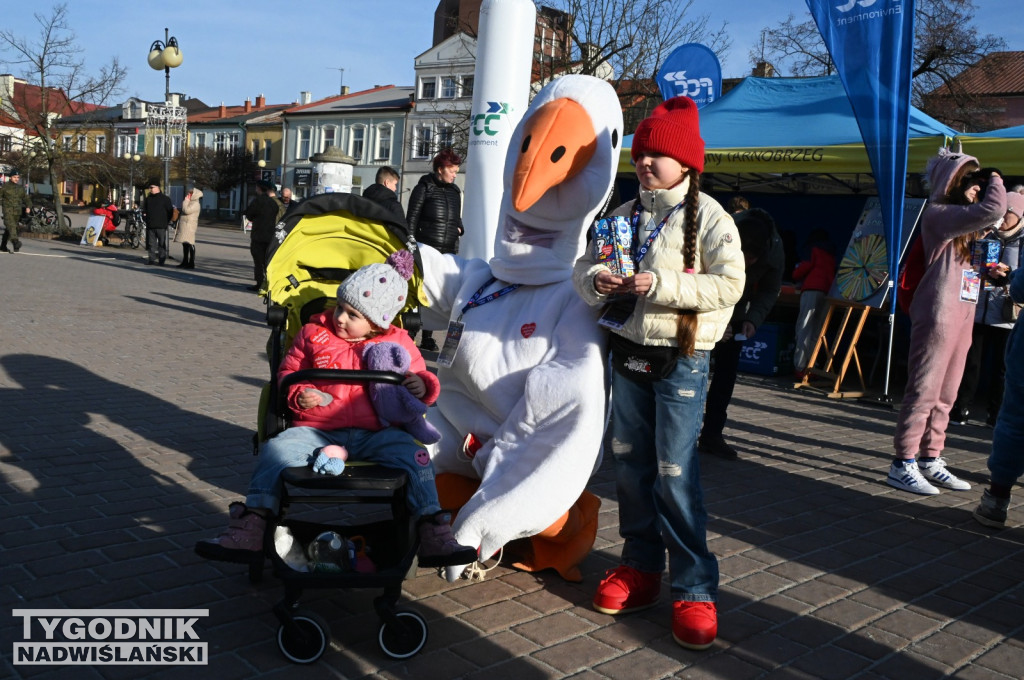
[573,96,746,649]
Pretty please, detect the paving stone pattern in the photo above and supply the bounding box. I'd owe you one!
[1,221,1022,679]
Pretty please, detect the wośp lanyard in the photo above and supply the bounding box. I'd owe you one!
[631,200,683,266]
[599,201,685,331]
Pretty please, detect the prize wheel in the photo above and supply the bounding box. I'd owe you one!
[835,233,889,302]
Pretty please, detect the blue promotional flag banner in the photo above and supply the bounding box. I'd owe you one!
[805,0,916,314]
[656,43,722,108]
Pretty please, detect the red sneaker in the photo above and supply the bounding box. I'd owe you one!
[672,601,717,650]
[593,565,661,615]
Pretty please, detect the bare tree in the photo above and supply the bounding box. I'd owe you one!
[750,0,1006,129]
[537,0,732,131]
[0,3,127,232]
[748,14,834,77]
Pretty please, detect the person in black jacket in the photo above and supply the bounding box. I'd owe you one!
[699,208,785,460]
[406,148,463,351]
[363,166,405,222]
[141,180,174,265]
[244,180,283,291]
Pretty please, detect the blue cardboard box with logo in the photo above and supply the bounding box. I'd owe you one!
[737,322,795,376]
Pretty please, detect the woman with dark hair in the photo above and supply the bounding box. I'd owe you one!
[407,148,464,351]
[888,149,1006,495]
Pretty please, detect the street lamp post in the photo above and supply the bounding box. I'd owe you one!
[147,28,183,193]
[123,152,141,207]
[27,150,36,195]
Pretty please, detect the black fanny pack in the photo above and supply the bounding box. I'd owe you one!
[609,333,678,383]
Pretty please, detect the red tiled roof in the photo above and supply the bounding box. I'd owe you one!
[929,51,1024,96]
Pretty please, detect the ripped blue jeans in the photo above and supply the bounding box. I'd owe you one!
[609,349,718,602]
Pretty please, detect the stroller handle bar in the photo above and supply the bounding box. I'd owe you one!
[277,369,405,411]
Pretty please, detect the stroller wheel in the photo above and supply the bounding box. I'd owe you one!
[276,611,329,664]
[378,610,427,659]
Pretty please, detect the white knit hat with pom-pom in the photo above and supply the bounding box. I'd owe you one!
[337,250,415,328]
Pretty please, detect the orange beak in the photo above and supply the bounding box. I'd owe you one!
[511,98,597,213]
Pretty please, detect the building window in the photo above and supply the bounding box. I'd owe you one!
[172,135,183,157]
[350,126,364,161]
[263,139,272,161]
[441,77,457,99]
[461,75,474,98]
[155,134,165,157]
[115,134,138,157]
[95,136,107,153]
[438,126,454,150]
[298,128,311,160]
[322,126,336,150]
[229,133,241,155]
[214,132,228,153]
[251,139,259,157]
[195,132,207,149]
[414,126,433,159]
[0,135,11,153]
[376,125,392,161]
[420,77,436,100]
[77,135,88,152]
[62,135,73,151]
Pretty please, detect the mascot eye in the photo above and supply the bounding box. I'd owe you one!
[521,135,532,153]
[551,146,566,163]
[611,129,619,148]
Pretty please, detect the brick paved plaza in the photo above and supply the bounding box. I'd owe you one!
[1,220,1022,679]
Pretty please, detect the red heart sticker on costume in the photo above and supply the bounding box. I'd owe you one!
[521,323,536,338]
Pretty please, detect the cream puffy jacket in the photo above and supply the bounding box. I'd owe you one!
[573,181,745,349]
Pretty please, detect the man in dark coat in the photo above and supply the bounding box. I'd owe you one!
[244,180,283,291]
[363,166,405,223]
[141,180,174,265]
[699,207,785,459]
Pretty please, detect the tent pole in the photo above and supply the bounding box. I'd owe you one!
[859,281,896,408]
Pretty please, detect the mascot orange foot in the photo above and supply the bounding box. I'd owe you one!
[436,472,600,582]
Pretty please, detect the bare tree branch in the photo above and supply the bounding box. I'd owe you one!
[749,0,1007,130]
[0,3,128,228]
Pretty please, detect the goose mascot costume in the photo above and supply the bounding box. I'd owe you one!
[418,75,623,582]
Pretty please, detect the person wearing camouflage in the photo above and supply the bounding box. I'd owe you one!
[1,170,31,253]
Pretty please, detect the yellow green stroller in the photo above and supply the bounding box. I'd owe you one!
[258,192,432,662]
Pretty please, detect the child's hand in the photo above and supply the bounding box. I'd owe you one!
[621,272,654,296]
[594,270,626,295]
[297,388,324,409]
[403,373,426,399]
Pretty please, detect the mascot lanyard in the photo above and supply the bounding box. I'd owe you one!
[437,277,521,368]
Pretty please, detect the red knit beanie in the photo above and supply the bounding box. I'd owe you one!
[631,96,705,173]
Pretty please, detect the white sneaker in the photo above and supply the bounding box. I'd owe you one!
[918,457,971,490]
[887,460,940,495]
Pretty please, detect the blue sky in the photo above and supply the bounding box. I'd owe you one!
[1,0,1021,107]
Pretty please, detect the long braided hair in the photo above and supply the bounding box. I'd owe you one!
[675,168,702,357]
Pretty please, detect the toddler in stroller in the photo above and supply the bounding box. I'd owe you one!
[196,250,476,568]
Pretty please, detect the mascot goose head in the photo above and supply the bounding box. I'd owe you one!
[489,75,623,285]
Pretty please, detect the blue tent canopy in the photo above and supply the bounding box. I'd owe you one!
[957,124,1024,175]
[620,76,958,175]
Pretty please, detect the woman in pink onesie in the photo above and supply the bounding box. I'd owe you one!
[888,149,1006,495]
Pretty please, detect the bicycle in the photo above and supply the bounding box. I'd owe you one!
[24,204,71,233]
[122,208,145,249]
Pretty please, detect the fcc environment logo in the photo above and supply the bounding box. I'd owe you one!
[12,609,209,665]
